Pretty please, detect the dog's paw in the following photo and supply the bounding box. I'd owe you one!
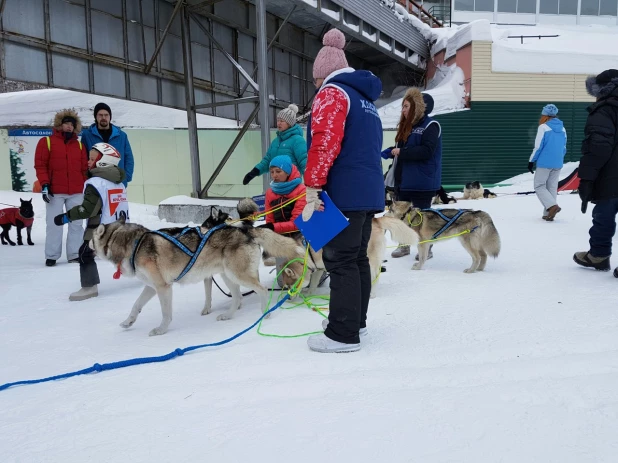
[463,268,477,274]
[201,306,212,316]
[120,318,136,329]
[9,242,16,246]
[412,263,423,270]
[370,292,377,299]
[28,241,34,246]
[217,313,233,321]
[1,242,6,246]
[149,327,167,336]
[17,242,23,246]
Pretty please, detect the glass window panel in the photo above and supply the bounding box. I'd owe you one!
[540,0,559,13]
[581,0,600,14]
[600,0,617,15]
[454,0,474,10]
[475,0,495,11]
[559,0,578,14]
[499,0,517,12]
[518,0,537,12]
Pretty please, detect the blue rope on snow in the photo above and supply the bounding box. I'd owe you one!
[0,294,290,392]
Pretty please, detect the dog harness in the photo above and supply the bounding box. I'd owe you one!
[129,223,227,282]
[422,208,468,240]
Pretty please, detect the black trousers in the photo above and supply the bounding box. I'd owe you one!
[322,211,373,344]
[395,190,434,209]
[79,240,100,287]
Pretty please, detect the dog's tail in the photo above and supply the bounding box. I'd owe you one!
[375,216,418,246]
[250,228,307,263]
[480,216,501,258]
[237,198,260,225]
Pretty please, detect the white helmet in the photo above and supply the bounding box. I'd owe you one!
[92,143,121,167]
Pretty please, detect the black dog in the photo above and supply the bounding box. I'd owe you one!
[433,186,457,205]
[0,199,35,246]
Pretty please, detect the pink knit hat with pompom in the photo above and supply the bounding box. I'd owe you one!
[313,29,349,80]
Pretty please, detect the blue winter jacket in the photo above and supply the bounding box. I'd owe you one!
[306,69,385,212]
[529,118,567,169]
[395,93,443,193]
[255,124,307,176]
[81,124,135,186]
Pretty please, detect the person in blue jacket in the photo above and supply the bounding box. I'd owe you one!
[80,103,134,187]
[242,104,307,185]
[528,104,567,221]
[383,87,442,258]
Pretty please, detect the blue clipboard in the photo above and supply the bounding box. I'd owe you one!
[294,191,349,252]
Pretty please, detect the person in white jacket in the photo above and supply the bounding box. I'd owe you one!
[528,104,567,221]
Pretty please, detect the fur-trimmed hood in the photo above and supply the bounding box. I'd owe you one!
[586,69,618,99]
[53,108,82,133]
[404,88,426,127]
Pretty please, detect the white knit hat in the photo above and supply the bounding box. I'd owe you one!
[277,104,299,127]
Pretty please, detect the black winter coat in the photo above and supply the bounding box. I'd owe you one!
[579,86,618,202]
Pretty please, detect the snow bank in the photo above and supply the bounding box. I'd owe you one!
[378,65,467,128]
[0,89,239,130]
[491,24,618,75]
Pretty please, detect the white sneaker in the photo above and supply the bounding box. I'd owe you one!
[321,318,368,337]
[307,333,361,353]
[69,285,98,301]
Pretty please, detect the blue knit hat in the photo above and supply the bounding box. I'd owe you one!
[269,155,293,174]
[542,104,559,117]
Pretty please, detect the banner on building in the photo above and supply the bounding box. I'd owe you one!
[8,129,53,192]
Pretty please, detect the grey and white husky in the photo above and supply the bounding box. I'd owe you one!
[387,201,501,273]
[90,200,307,336]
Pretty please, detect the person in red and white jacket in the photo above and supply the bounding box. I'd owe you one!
[302,28,385,354]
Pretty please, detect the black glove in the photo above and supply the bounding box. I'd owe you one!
[53,214,70,226]
[528,162,535,174]
[243,168,259,185]
[42,184,53,204]
[258,222,275,231]
[578,180,594,214]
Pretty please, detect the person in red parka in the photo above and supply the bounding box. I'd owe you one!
[257,155,306,275]
[34,108,88,267]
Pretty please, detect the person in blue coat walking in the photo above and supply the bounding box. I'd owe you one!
[80,103,135,187]
[528,104,567,221]
[242,104,307,185]
[383,87,442,258]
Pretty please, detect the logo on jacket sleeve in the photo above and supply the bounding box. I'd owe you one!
[108,189,127,215]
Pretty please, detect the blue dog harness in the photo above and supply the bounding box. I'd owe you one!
[130,223,227,282]
[421,208,472,240]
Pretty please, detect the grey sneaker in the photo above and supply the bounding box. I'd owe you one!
[69,285,99,301]
[391,245,410,258]
[322,318,368,336]
[307,333,361,353]
[573,252,610,271]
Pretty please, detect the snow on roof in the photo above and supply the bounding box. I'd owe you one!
[378,65,467,129]
[427,19,618,75]
[0,89,240,130]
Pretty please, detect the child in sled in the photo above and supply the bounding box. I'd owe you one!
[53,143,129,301]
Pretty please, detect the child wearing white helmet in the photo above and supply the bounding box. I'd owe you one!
[53,142,130,301]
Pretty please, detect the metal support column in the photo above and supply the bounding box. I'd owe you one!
[145,0,184,75]
[255,0,271,194]
[180,5,202,197]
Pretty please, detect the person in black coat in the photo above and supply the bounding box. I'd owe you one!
[573,69,618,272]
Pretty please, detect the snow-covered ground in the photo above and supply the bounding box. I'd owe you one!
[2,177,618,462]
[0,89,240,129]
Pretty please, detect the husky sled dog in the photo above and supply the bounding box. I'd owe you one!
[280,216,417,298]
[462,181,484,200]
[387,201,501,273]
[483,188,497,199]
[90,199,306,336]
[432,186,457,205]
[0,199,35,246]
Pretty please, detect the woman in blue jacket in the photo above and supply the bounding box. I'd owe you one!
[383,88,442,258]
[242,104,307,185]
[528,104,567,221]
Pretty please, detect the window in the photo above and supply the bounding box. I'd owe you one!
[517,0,537,12]
[600,0,618,15]
[540,0,559,13]
[559,0,578,14]
[498,0,517,12]
[475,0,495,11]
[581,0,600,14]
[454,0,474,10]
